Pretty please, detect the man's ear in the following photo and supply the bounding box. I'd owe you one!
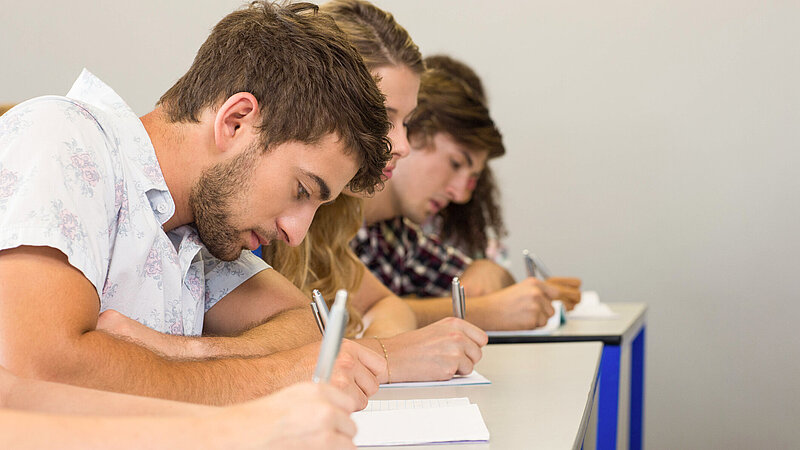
[213,92,260,153]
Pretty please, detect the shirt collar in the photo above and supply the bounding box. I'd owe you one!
[66,69,175,224]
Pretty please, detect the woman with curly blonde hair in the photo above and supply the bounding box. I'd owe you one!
[263,0,487,383]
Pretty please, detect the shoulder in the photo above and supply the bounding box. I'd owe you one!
[1,96,107,139]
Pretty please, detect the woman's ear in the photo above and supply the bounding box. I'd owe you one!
[213,92,260,153]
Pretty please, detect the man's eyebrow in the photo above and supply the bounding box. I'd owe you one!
[459,149,475,168]
[301,170,331,201]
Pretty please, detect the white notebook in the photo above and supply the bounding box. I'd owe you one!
[352,397,489,446]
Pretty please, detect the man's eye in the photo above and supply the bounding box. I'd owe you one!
[297,182,310,200]
[450,159,462,171]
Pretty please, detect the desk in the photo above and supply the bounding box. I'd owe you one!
[489,303,647,450]
[364,342,603,449]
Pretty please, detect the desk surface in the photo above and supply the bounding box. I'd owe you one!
[364,342,603,450]
[489,302,648,345]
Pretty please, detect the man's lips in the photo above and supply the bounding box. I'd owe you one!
[429,199,446,214]
[249,231,272,250]
[382,164,396,179]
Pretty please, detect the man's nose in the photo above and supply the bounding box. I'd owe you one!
[279,207,317,247]
[447,173,474,204]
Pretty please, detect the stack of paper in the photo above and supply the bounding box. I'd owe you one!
[352,397,489,446]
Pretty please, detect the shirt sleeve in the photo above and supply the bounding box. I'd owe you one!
[397,218,473,297]
[0,98,116,297]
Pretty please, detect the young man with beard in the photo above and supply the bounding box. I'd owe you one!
[0,2,389,409]
[354,56,582,331]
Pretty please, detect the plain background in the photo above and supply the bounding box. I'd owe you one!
[2,1,798,448]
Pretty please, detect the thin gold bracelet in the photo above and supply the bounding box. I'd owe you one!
[374,336,391,384]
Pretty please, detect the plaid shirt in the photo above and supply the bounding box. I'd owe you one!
[351,217,473,297]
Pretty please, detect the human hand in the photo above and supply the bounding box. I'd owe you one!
[473,278,559,331]
[224,382,357,449]
[545,277,582,310]
[379,317,488,382]
[326,340,386,411]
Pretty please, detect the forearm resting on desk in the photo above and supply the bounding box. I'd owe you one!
[0,366,215,415]
[404,278,559,331]
[459,259,515,297]
[19,329,321,405]
[0,382,358,450]
[97,307,320,360]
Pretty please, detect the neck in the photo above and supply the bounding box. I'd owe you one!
[140,107,213,232]
[363,183,400,225]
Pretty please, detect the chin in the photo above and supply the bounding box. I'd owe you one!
[204,243,245,262]
[405,213,426,225]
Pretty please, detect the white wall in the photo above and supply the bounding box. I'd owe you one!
[3,1,799,448]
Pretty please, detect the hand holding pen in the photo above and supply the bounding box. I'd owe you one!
[523,250,582,310]
[309,289,386,409]
[313,289,349,383]
[523,249,551,279]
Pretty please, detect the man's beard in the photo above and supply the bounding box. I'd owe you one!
[189,143,259,261]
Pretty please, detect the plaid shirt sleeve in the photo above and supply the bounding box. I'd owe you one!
[352,217,473,298]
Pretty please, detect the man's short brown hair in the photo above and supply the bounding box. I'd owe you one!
[158,1,390,194]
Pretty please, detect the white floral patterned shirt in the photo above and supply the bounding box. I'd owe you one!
[0,69,268,336]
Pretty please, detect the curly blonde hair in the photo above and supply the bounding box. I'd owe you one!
[263,195,366,336]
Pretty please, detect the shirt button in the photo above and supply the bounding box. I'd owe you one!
[156,203,168,214]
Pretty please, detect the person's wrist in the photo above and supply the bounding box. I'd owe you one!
[373,336,391,384]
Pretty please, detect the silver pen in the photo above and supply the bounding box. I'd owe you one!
[451,277,464,319]
[459,284,466,318]
[312,289,349,383]
[523,249,551,279]
[312,289,329,327]
[310,301,324,334]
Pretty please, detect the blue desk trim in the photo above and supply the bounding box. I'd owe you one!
[630,328,646,450]
[487,304,647,449]
[598,345,621,448]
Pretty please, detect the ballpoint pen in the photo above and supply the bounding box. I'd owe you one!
[310,301,324,334]
[523,249,536,278]
[523,250,566,325]
[312,289,349,383]
[312,289,329,327]
[451,277,464,319]
[523,249,551,280]
[459,283,466,318]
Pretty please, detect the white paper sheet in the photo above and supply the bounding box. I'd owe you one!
[353,397,489,447]
[566,291,619,319]
[379,370,490,388]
